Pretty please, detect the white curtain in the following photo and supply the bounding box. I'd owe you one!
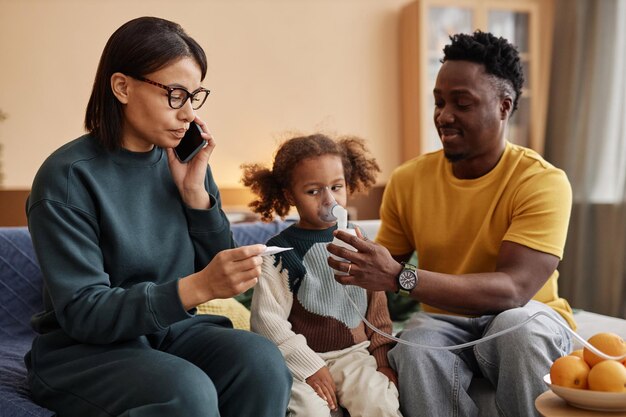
[545,0,626,318]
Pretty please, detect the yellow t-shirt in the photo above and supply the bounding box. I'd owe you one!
[377,142,576,329]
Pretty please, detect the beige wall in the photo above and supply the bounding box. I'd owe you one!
[0,0,411,190]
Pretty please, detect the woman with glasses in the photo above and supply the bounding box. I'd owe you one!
[25,17,291,417]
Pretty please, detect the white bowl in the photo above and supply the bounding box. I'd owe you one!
[543,374,626,412]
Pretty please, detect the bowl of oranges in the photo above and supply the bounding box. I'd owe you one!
[545,332,626,411]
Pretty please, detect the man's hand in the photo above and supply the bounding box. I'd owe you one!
[306,366,338,411]
[327,229,403,292]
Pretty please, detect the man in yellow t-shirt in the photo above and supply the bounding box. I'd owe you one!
[328,31,574,417]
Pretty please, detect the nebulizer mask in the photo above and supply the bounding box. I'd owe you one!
[318,186,348,229]
[318,187,357,276]
[322,189,624,360]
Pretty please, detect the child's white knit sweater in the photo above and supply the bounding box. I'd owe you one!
[250,224,395,381]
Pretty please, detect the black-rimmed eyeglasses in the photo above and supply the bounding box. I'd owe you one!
[132,76,210,110]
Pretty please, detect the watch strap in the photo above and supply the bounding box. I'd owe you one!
[401,262,417,273]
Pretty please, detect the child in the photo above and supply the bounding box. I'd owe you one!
[242,133,402,417]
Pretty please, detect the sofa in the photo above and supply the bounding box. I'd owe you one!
[2,221,626,416]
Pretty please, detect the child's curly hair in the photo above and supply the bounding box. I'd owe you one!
[241,133,380,222]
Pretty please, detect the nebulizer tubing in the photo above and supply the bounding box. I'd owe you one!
[342,286,626,360]
[323,200,626,361]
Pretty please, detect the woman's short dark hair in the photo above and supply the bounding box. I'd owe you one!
[85,17,207,150]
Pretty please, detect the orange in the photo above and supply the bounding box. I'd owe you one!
[587,360,626,392]
[583,332,626,368]
[550,355,590,389]
[569,349,584,360]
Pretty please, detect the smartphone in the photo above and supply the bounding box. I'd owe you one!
[174,122,207,163]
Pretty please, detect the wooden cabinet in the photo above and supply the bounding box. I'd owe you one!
[400,0,554,159]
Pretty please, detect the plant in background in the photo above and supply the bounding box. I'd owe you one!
[0,109,6,186]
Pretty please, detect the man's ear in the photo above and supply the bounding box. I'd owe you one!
[500,96,513,120]
[110,72,130,104]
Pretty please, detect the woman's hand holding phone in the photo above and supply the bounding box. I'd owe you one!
[167,117,216,209]
[178,244,266,310]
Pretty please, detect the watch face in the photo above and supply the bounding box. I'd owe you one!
[399,270,417,290]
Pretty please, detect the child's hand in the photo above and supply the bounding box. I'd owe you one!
[377,366,398,387]
[305,366,338,411]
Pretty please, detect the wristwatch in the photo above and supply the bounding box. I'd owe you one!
[396,262,418,297]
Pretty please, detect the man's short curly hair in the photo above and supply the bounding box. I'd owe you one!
[442,30,524,113]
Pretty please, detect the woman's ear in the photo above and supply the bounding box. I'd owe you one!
[110,72,130,104]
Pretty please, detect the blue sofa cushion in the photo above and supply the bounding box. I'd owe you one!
[0,227,55,416]
[0,228,42,341]
[231,219,292,246]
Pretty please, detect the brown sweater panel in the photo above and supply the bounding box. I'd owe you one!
[289,298,360,353]
[288,293,395,368]
[365,290,395,368]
